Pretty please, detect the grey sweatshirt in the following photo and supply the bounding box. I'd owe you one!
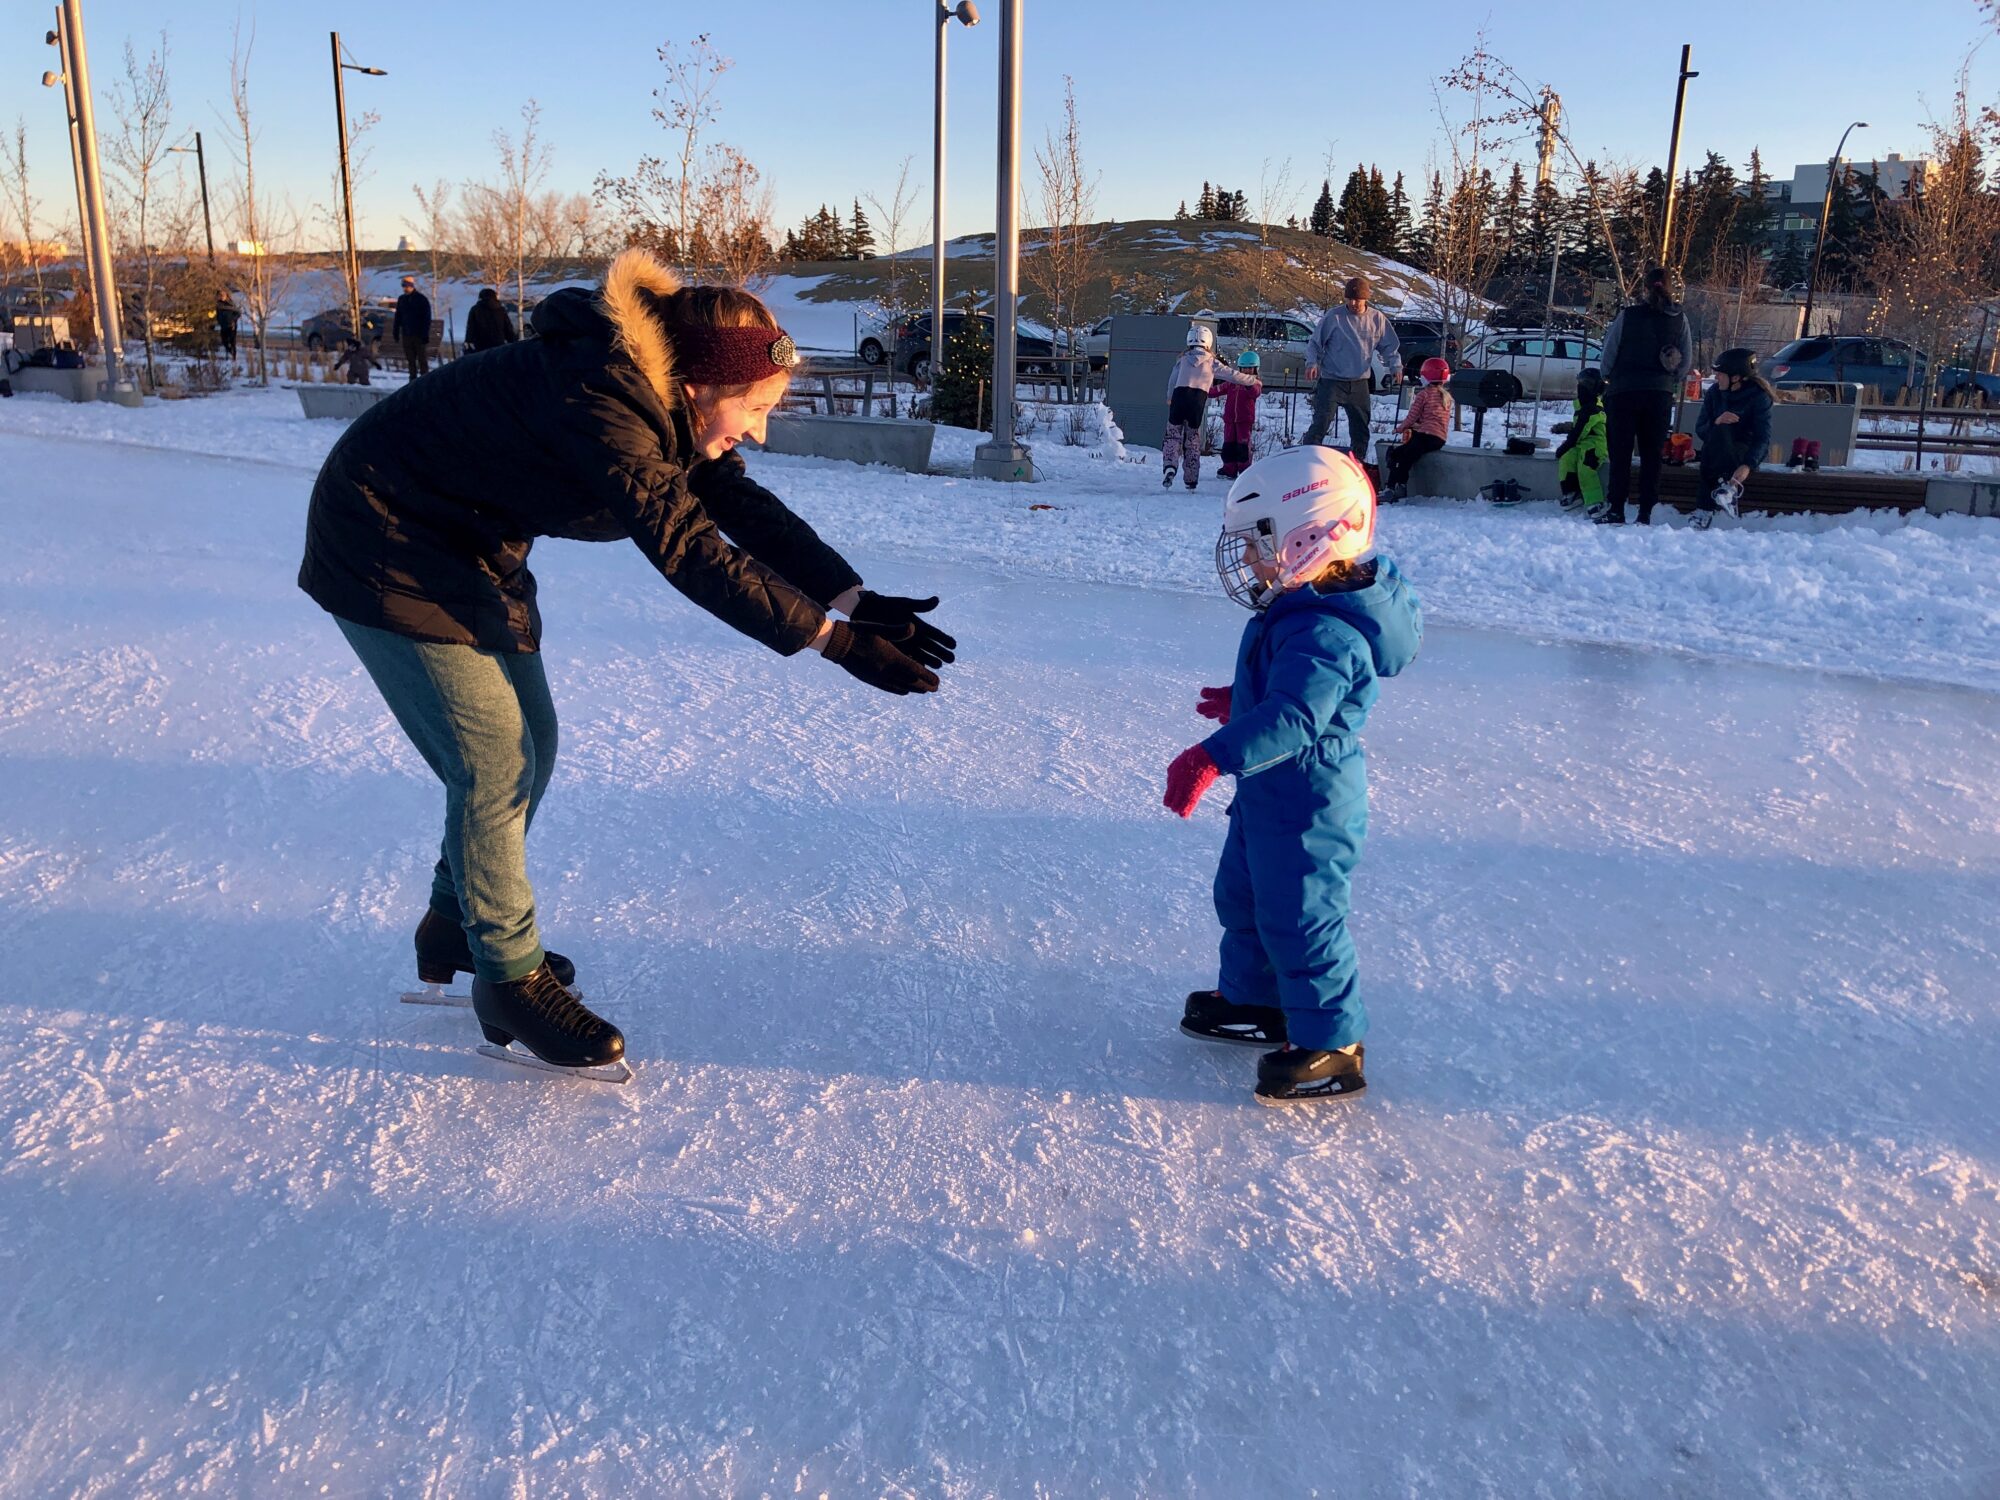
[1305,306,1400,379]
[1167,349,1258,396]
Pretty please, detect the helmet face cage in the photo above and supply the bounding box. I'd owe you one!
[1216,524,1276,611]
[1187,323,1214,351]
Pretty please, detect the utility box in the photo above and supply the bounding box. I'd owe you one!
[1103,315,1193,451]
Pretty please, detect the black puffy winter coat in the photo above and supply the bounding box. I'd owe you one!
[463,291,516,352]
[298,249,859,655]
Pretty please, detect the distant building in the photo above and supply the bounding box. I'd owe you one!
[1763,153,1937,242]
[227,239,268,257]
[2,239,68,259]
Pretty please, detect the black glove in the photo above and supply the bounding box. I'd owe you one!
[850,590,957,669]
[822,620,940,696]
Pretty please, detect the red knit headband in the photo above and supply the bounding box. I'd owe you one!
[666,323,801,387]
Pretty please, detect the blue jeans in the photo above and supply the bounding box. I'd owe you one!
[1301,376,1374,460]
[335,617,556,982]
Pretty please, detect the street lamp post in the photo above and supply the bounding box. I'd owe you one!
[42,17,92,299]
[1656,44,1699,265]
[1801,121,1867,339]
[44,0,134,401]
[167,132,214,264]
[971,0,1034,483]
[931,1,979,389]
[330,32,386,343]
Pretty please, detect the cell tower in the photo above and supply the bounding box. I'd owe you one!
[1536,88,1562,187]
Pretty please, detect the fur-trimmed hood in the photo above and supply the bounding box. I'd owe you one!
[596,248,682,412]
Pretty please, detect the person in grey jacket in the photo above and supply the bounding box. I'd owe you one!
[1596,264,1694,525]
[1302,275,1401,461]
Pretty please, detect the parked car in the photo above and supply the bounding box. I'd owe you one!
[1194,312,1318,380]
[1389,316,1463,377]
[301,302,396,350]
[1768,334,2000,405]
[1461,329,1605,400]
[892,311,1057,382]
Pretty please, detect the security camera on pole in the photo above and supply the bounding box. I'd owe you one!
[972,0,1035,483]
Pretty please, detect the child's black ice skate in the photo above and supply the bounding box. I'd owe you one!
[472,961,630,1083]
[1161,464,1176,488]
[1254,1043,1365,1105]
[403,907,577,1007]
[1179,990,1287,1048]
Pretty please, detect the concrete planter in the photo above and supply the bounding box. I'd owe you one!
[749,413,937,473]
[295,384,391,420]
[1923,478,2000,517]
[9,366,111,403]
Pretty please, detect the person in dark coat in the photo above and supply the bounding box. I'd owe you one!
[1596,264,1693,525]
[1691,347,1777,528]
[214,292,241,359]
[463,287,517,354]
[299,248,958,1071]
[392,275,433,378]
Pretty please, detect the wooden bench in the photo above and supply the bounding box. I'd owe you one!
[1645,464,1927,516]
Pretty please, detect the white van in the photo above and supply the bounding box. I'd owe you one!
[1462,330,1605,399]
[1084,310,1317,379]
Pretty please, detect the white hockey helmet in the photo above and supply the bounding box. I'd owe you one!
[1185,322,1214,352]
[1216,446,1377,610]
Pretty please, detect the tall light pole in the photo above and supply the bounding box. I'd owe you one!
[330,32,386,341]
[46,0,134,401]
[972,0,1034,483]
[1656,44,1698,266]
[42,16,91,299]
[931,1,979,387]
[1801,121,1867,339]
[167,132,214,264]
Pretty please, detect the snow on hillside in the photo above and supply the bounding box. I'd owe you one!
[1,409,1996,1495]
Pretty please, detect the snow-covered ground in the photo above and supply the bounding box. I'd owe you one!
[1,396,1997,1495]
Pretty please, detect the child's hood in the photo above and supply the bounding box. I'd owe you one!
[1283,555,1422,679]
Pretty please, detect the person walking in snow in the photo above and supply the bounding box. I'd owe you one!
[1162,323,1259,491]
[393,275,434,379]
[1690,347,1776,530]
[1164,446,1423,1104]
[463,287,517,354]
[1301,274,1401,461]
[1215,349,1263,480]
[1380,356,1453,500]
[298,249,958,1076]
[213,291,240,361]
[1597,264,1693,525]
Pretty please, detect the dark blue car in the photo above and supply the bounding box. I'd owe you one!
[1769,335,1999,406]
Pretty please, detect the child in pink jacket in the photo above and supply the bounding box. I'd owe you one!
[1216,349,1263,479]
[1381,356,1453,500]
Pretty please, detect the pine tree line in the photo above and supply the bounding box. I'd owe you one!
[1174,181,1251,222]
[778,199,878,262]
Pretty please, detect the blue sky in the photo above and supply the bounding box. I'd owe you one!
[7,0,1994,251]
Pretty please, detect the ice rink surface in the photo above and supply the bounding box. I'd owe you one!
[1,432,1996,1496]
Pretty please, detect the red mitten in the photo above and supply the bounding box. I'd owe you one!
[1195,686,1232,724]
[1163,744,1221,818]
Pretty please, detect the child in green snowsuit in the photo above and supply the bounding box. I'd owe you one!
[1555,369,1608,512]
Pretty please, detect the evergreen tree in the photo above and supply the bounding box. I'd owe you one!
[1229,189,1248,221]
[1335,166,1366,242]
[849,199,875,260]
[1197,181,1217,219]
[1767,235,1808,288]
[1388,171,1412,258]
[828,203,848,259]
[1174,199,1189,220]
[1410,170,1445,269]
[1492,163,1529,273]
[1309,178,1336,236]
[930,301,995,428]
[1734,148,1772,252]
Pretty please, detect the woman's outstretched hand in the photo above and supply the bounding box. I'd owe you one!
[851,591,957,669]
[822,620,940,696]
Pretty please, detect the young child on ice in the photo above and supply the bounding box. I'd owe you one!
[1553,367,1609,514]
[334,337,382,387]
[1162,324,1259,491]
[1215,349,1263,480]
[1162,446,1422,1104]
[1380,356,1454,501]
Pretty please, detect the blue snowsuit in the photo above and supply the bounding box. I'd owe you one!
[1199,558,1423,1050]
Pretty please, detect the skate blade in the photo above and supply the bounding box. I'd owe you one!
[1253,1075,1367,1107]
[475,1041,634,1086]
[401,983,473,1008]
[1179,1020,1284,1049]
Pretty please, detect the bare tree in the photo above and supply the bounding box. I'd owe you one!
[221,24,305,383]
[1021,76,1101,371]
[862,154,926,386]
[321,102,379,323]
[1251,156,1297,323]
[1,120,49,308]
[462,101,575,327]
[593,34,775,286]
[407,178,458,294]
[106,33,179,383]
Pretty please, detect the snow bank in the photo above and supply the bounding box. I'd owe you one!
[4,384,1995,692]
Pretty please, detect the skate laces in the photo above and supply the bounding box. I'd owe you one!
[525,966,602,1034]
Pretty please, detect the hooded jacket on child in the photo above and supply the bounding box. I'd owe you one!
[1199,557,1423,1049]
